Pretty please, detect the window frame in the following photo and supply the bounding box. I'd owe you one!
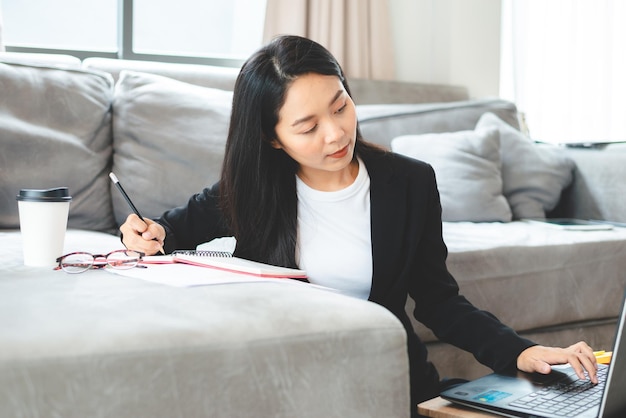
[4,0,245,67]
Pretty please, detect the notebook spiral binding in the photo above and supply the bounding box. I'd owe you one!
[172,250,233,258]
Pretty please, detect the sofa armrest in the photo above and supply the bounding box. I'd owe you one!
[551,144,626,222]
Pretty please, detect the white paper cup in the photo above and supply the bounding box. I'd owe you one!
[17,188,72,267]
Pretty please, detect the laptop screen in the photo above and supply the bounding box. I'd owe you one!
[599,291,626,417]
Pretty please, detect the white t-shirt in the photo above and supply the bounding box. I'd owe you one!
[296,158,373,299]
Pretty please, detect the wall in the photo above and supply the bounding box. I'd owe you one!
[0,0,501,96]
[389,0,501,98]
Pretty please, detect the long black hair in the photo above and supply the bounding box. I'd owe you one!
[220,35,384,268]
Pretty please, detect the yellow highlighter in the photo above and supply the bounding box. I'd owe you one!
[594,350,613,364]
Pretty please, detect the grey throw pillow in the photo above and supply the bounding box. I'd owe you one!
[0,60,116,232]
[111,71,233,226]
[391,128,512,222]
[476,113,575,219]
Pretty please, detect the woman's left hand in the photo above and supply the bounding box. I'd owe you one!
[517,341,598,383]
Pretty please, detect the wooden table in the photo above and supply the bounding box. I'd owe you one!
[418,397,500,418]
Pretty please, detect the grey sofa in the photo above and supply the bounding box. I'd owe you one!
[0,55,410,418]
[1,53,626,416]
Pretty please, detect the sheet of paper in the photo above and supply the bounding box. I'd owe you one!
[106,263,339,294]
[106,263,281,287]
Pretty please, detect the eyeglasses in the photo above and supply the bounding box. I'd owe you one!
[55,250,145,273]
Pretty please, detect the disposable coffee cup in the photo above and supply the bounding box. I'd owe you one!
[16,187,72,267]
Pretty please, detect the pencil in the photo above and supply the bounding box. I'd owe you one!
[109,172,165,255]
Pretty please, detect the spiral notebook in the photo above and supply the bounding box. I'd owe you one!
[142,250,307,279]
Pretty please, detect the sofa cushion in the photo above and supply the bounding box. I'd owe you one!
[83,57,240,89]
[0,52,82,67]
[447,221,626,330]
[391,128,512,222]
[554,146,626,223]
[407,221,626,345]
[476,113,575,219]
[357,98,520,150]
[111,71,233,226]
[0,60,116,232]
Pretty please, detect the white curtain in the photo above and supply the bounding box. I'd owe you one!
[263,0,394,80]
[500,0,626,143]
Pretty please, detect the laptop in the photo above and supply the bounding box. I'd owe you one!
[441,291,626,418]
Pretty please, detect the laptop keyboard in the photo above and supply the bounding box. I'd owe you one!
[508,366,608,417]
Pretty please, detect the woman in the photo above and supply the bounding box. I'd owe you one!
[121,35,598,413]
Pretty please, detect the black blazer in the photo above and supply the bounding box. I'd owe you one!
[364,151,534,404]
[158,150,535,407]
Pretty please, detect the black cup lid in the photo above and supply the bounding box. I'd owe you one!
[17,187,72,202]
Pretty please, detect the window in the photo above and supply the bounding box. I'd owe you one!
[2,0,267,67]
[3,0,117,53]
[500,0,626,144]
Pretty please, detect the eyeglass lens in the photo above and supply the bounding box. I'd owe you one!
[106,251,142,270]
[60,253,94,273]
[59,250,142,273]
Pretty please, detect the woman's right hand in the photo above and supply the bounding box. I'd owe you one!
[119,214,166,255]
